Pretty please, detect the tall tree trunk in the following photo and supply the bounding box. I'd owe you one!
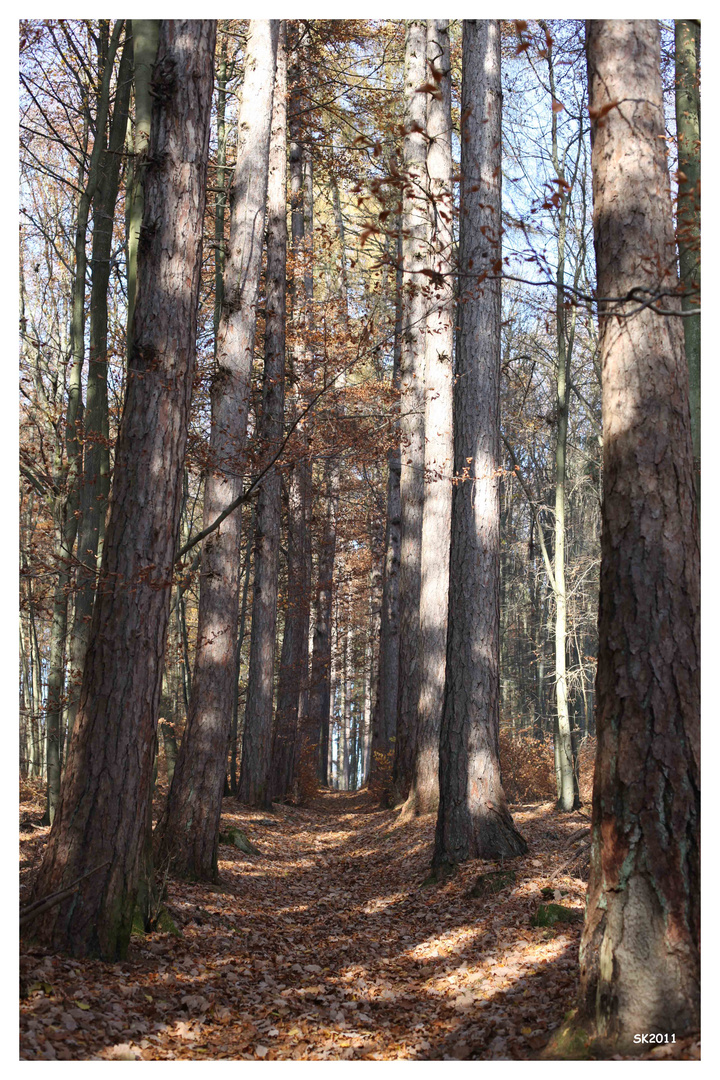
[393,19,427,800]
[42,25,123,825]
[403,19,454,818]
[541,24,578,812]
[432,20,527,874]
[27,19,216,959]
[577,19,699,1050]
[238,23,288,807]
[126,20,160,361]
[371,222,403,787]
[674,19,700,512]
[158,20,279,878]
[271,28,313,801]
[213,24,229,349]
[66,33,133,745]
[307,171,347,787]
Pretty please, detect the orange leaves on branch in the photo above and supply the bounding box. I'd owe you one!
[551,99,564,114]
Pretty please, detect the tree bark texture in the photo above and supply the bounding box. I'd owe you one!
[433,20,527,871]
[272,30,313,801]
[579,20,700,1049]
[125,20,160,361]
[27,19,216,959]
[371,223,403,784]
[404,19,454,818]
[393,19,427,799]
[238,22,287,808]
[674,19,700,509]
[66,33,133,744]
[158,20,278,876]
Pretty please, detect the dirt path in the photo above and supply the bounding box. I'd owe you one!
[20,789,694,1060]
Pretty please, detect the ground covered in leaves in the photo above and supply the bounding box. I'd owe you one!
[20,786,699,1061]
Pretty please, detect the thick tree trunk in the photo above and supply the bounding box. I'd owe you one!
[27,20,216,959]
[403,19,454,819]
[674,19,700,511]
[393,19,427,800]
[238,23,287,808]
[158,20,278,877]
[578,20,700,1050]
[432,20,527,873]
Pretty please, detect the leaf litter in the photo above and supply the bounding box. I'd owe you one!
[20,786,699,1060]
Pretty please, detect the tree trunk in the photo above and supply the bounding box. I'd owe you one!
[27,19,216,959]
[577,20,700,1050]
[674,19,700,511]
[371,223,402,787]
[66,32,133,745]
[238,23,288,808]
[393,19,427,800]
[157,20,278,877]
[125,20,160,361]
[271,30,313,802]
[432,20,527,873]
[403,19,454,818]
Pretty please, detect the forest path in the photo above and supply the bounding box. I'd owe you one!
[21,789,590,1061]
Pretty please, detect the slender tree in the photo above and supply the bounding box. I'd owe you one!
[432,20,527,873]
[271,24,313,801]
[238,22,288,807]
[576,19,700,1050]
[158,20,279,874]
[65,31,133,745]
[393,19,427,800]
[27,19,216,958]
[403,18,454,818]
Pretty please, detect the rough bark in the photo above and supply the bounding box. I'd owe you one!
[271,29,313,801]
[125,20,160,361]
[157,20,278,877]
[238,23,287,807]
[578,19,700,1050]
[674,19,700,510]
[27,19,216,959]
[432,20,527,873]
[66,33,133,745]
[403,19,454,818]
[393,19,427,800]
[371,223,403,783]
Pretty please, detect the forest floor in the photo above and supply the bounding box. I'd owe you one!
[20,783,700,1062]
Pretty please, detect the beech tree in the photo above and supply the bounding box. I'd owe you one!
[578,19,700,1049]
[432,19,527,872]
[27,19,216,958]
[157,20,279,873]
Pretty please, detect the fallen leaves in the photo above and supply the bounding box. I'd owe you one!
[19,790,699,1062]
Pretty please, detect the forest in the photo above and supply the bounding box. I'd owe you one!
[19,18,699,1061]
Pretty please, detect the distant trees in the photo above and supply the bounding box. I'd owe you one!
[28,19,217,958]
[579,18,699,1049]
